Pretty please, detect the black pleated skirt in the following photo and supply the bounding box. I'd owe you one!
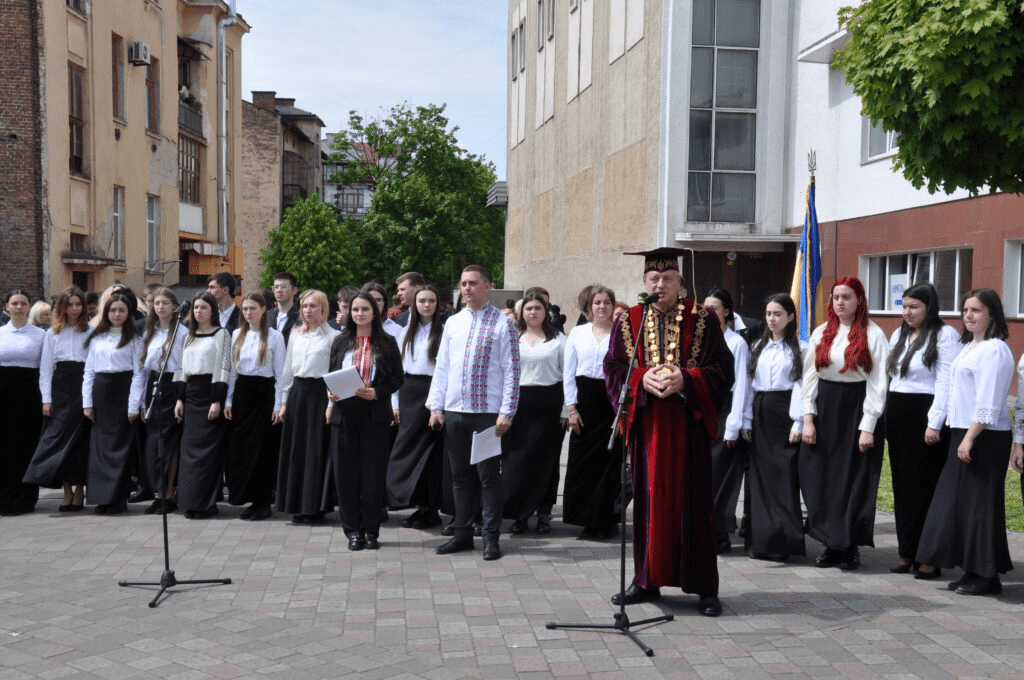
[86,371,137,506]
[916,427,1013,578]
[0,366,43,513]
[276,376,330,515]
[176,374,227,513]
[502,382,565,520]
[386,374,443,508]
[24,361,90,488]
[562,376,621,530]
[140,371,181,490]
[226,374,277,505]
[798,379,883,550]
[745,390,805,556]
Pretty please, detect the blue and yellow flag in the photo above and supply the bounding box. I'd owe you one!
[789,179,825,341]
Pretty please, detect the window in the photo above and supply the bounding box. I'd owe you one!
[567,0,593,101]
[863,117,899,162]
[112,186,125,261]
[609,0,644,62]
[66,0,86,14]
[863,247,973,313]
[70,234,87,252]
[686,0,760,223]
[1009,241,1024,317]
[340,190,364,213]
[510,6,527,148]
[112,34,125,119]
[534,0,555,127]
[145,57,159,133]
[146,195,160,266]
[68,63,86,174]
[178,136,201,205]
[510,26,518,81]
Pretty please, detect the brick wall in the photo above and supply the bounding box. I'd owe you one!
[0,0,44,298]
[239,99,283,290]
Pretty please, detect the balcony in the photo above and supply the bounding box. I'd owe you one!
[178,101,203,138]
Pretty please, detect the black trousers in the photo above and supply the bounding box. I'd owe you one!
[445,411,502,542]
[332,401,391,537]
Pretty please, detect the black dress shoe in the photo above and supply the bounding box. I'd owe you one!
[839,546,860,571]
[698,595,722,617]
[291,514,310,525]
[751,552,789,562]
[411,511,442,530]
[401,509,423,528]
[715,537,732,554]
[948,573,969,591]
[611,584,661,605]
[482,541,502,560]
[815,548,843,568]
[509,519,528,535]
[94,504,109,515]
[105,502,128,516]
[249,505,272,521]
[913,566,942,580]
[364,535,380,550]
[956,575,1002,596]
[239,505,257,520]
[348,534,365,551]
[145,500,163,514]
[194,505,218,519]
[441,520,455,536]
[889,561,914,574]
[435,537,474,554]
[128,487,155,503]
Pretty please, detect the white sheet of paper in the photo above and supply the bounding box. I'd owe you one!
[323,365,365,399]
[470,426,502,465]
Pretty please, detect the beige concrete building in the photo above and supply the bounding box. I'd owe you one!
[1,0,248,298]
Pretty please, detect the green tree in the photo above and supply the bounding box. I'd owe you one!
[834,0,1024,194]
[329,103,505,289]
[259,194,364,294]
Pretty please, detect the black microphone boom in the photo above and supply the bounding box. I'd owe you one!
[173,300,191,316]
[639,293,661,306]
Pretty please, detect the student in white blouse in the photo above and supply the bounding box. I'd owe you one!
[82,292,146,514]
[800,276,889,571]
[502,292,567,535]
[882,283,961,579]
[276,289,340,524]
[917,289,1014,596]
[136,288,187,514]
[225,292,286,522]
[0,290,47,515]
[741,293,807,561]
[24,287,92,512]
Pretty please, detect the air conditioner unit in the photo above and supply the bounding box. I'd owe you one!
[128,41,151,65]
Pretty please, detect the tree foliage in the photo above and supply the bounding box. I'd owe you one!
[329,103,505,289]
[834,0,1024,194]
[259,194,364,294]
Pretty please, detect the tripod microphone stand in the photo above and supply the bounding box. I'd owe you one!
[119,303,232,607]
[546,294,673,656]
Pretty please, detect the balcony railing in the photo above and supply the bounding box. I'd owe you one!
[178,101,203,138]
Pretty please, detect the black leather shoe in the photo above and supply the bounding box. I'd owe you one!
[889,561,914,574]
[509,520,527,535]
[401,510,423,528]
[145,500,163,515]
[239,505,257,520]
[698,595,722,617]
[105,501,128,516]
[815,548,843,568]
[128,487,155,503]
[751,552,789,562]
[441,520,455,536]
[948,573,969,591]
[482,541,502,560]
[436,537,474,555]
[249,505,272,521]
[611,584,661,605]
[347,534,365,551]
[839,546,860,571]
[364,535,380,550]
[411,511,442,530]
[956,575,1002,596]
[913,566,941,580]
[715,537,732,554]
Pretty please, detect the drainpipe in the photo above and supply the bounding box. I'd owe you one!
[216,5,236,255]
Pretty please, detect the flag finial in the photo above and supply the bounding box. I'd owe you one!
[807,149,816,180]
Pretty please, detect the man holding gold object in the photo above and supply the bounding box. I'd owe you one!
[604,248,734,617]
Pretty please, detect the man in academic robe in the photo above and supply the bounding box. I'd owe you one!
[604,247,733,617]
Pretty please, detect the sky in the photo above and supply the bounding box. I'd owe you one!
[238,1,509,175]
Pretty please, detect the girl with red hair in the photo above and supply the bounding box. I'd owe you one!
[800,276,889,571]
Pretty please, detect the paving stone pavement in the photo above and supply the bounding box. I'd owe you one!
[3,489,1024,679]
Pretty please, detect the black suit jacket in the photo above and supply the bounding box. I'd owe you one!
[267,305,300,345]
[327,332,404,425]
[222,305,242,334]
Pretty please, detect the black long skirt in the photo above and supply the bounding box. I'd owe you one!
[24,361,90,488]
[276,376,330,516]
[226,374,277,506]
[140,371,181,491]
[711,400,748,537]
[745,390,805,556]
[562,376,620,530]
[86,371,137,506]
[386,374,443,509]
[798,379,883,550]
[884,391,949,561]
[177,374,227,513]
[0,366,43,513]
[502,383,565,521]
[916,428,1013,578]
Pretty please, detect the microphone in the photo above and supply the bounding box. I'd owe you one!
[638,293,661,306]
[173,300,192,316]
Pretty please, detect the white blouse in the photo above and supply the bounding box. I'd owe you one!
[141,325,188,374]
[722,328,752,441]
[0,321,46,369]
[802,321,890,433]
[398,321,437,376]
[82,330,146,413]
[944,338,1013,431]
[39,326,91,403]
[742,337,807,434]
[174,329,232,385]
[562,323,611,407]
[520,333,566,387]
[1013,354,1024,444]
[226,327,286,410]
[888,324,962,430]
[280,325,341,399]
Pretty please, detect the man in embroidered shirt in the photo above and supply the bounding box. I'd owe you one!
[427,264,520,560]
[604,248,733,617]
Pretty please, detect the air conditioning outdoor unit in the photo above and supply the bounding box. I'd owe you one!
[128,41,151,65]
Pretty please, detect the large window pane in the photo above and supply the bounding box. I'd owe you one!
[690,47,714,108]
[711,173,755,222]
[935,249,956,312]
[716,0,760,48]
[958,248,973,301]
[692,0,714,45]
[867,121,889,158]
[868,257,887,309]
[911,253,930,283]
[713,112,755,171]
[687,172,711,221]
[715,50,757,109]
[689,110,712,171]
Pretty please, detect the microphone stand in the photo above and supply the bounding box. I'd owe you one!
[119,307,232,607]
[547,295,673,656]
